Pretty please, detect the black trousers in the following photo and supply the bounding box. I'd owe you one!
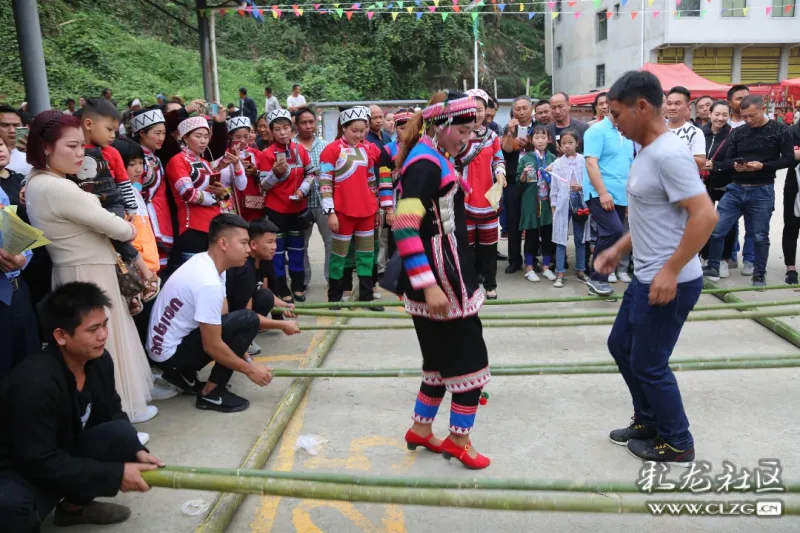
[783,172,800,267]
[523,224,554,266]
[0,280,41,382]
[175,229,209,266]
[0,419,141,533]
[252,288,276,317]
[154,309,259,388]
[503,182,523,269]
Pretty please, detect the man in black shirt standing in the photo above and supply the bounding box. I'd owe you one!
[226,219,300,356]
[703,95,796,286]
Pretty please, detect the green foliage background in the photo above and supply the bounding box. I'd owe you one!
[1,0,547,108]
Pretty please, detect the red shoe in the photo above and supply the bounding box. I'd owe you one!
[440,436,491,470]
[404,429,444,454]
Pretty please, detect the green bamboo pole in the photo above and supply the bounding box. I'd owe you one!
[143,470,800,515]
[158,465,800,493]
[268,358,800,378]
[293,284,794,309]
[703,279,800,350]
[298,307,800,330]
[194,309,353,533]
[289,298,800,320]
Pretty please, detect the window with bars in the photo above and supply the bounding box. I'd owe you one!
[681,0,701,16]
[596,64,606,88]
[722,0,747,17]
[556,46,563,69]
[771,0,795,16]
[597,10,608,42]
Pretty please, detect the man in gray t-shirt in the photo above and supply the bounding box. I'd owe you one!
[626,132,706,284]
[594,70,718,467]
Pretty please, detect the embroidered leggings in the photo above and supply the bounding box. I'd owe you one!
[466,216,498,291]
[410,315,490,435]
[264,208,306,298]
[330,213,375,280]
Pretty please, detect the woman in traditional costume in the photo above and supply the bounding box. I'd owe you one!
[393,91,491,470]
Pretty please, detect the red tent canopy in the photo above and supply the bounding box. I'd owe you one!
[781,78,800,88]
[569,63,770,105]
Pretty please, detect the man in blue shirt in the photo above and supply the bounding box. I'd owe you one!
[0,187,38,380]
[583,115,634,296]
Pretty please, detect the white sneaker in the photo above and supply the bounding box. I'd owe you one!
[719,261,730,279]
[608,272,618,283]
[524,270,540,282]
[616,271,632,284]
[130,405,158,424]
[138,432,150,446]
[542,269,557,281]
[553,277,564,288]
[247,341,262,355]
[742,262,754,276]
[373,292,382,299]
[150,378,180,401]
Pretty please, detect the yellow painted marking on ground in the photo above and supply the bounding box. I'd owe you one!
[250,393,309,533]
[253,354,307,363]
[302,435,417,472]
[293,501,383,533]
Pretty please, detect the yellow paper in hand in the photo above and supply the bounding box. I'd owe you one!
[484,180,503,211]
[0,207,50,255]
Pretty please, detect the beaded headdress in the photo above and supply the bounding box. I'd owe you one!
[393,110,414,125]
[226,115,251,133]
[466,89,490,106]
[267,109,292,126]
[130,109,165,134]
[339,106,371,126]
[177,116,210,139]
[422,96,477,127]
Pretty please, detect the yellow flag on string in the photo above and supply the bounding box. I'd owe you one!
[551,10,558,18]
[406,6,413,12]
[742,6,748,14]
[434,0,439,5]
[647,0,654,5]
[392,10,399,18]
[519,2,524,10]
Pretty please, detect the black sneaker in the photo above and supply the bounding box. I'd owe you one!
[702,266,720,281]
[196,387,250,413]
[161,369,204,395]
[786,270,798,286]
[609,417,657,446]
[752,275,767,290]
[626,436,695,467]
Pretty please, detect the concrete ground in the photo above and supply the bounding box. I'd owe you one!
[43,172,799,532]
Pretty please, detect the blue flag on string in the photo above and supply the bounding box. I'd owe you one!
[498,3,506,10]
[416,10,423,17]
[528,11,536,18]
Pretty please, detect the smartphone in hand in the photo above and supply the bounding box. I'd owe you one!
[276,152,287,163]
[15,127,29,147]
[209,103,219,115]
[209,172,222,186]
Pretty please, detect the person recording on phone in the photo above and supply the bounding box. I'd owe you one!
[217,116,250,215]
[702,95,796,287]
[257,110,319,304]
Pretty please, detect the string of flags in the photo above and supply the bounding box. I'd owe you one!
[196,0,798,20]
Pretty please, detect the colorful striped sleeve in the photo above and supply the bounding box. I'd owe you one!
[490,135,506,179]
[378,147,394,209]
[393,197,436,290]
[318,144,337,212]
[298,144,317,196]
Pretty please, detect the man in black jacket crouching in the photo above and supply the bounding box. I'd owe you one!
[0,282,163,532]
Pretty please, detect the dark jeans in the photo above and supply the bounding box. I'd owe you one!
[587,199,627,282]
[503,182,523,269]
[0,419,141,533]
[707,183,774,278]
[0,279,41,382]
[700,189,737,261]
[154,309,259,388]
[523,224,553,267]
[607,276,702,451]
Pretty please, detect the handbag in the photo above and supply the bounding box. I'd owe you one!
[298,208,316,230]
[115,255,145,299]
[243,194,265,210]
[569,190,589,223]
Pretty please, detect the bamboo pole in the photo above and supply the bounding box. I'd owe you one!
[299,307,800,330]
[268,358,800,378]
[194,311,352,533]
[142,470,800,515]
[294,284,794,309]
[289,298,800,320]
[703,279,800,350]
[157,465,800,493]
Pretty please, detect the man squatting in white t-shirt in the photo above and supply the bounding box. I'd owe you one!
[146,214,279,413]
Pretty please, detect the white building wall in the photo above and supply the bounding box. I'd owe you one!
[545,0,799,96]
